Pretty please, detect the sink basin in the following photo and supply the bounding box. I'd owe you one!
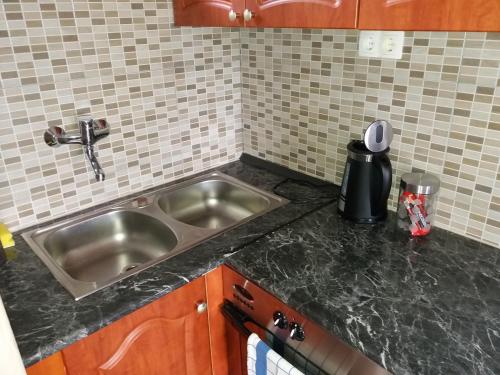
[157,180,271,229]
[22,171,287,300]
[43,210,178,283]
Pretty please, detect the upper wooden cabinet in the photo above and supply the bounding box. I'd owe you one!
[61,276,212,375]
[245,0,358,28]
[174,0,358,29]
[175,0,500,31]
[174,0,245,27]
[358,0,500,31]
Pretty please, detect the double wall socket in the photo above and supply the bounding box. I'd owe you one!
[359,31,404,59]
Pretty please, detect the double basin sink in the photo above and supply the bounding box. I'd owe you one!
[22,172,287,300]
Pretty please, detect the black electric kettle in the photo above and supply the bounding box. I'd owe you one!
[338,120,393,223]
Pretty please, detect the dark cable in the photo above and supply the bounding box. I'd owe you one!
[272,177,337,203]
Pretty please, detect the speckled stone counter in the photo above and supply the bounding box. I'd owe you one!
[0,155,336,367]
[228,203,500,375]
[2,155,499,375]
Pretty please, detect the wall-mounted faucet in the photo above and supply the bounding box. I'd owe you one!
[44,117,110,181]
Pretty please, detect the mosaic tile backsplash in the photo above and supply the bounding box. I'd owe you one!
[0,0,242,231]
[1,1,500,249]
[241,29,500,247]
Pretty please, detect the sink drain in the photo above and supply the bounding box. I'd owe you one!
[122,264,140,273]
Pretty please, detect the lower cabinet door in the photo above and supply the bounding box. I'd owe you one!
[62,276,212,375]
[26,352,67,375]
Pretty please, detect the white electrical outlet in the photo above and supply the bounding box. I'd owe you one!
[359,31,404,59]
[359,31,382,58]
[381,31,404,59]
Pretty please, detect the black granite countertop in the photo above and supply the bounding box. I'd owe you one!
[228,203,500,375]
[1,155,499,375]
[0,155,335,367]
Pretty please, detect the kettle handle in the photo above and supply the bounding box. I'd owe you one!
[373,155,392,213]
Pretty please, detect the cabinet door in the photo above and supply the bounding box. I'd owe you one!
[62,276,211,375]
[244,0,358,29]
[359,0,500,31]
[205,266,231,375]
[27,352,67,375]
[174,0,245,26]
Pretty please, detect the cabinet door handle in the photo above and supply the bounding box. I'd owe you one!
[228,9,240,21]
[196,301,207,314]
[243,9,254,21]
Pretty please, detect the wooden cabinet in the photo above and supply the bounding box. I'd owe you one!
[245,0,358,29]
[174,0,245,27]
[26,265,386,375]
[358,0,500,31]
[174,0,358,29]
[26,352,67,375]
[61,276,212,375]
[175,0,500,31]
[205,266,231,375]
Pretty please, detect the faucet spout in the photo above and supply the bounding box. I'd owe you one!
[84,145,105,181]
[44,118,110,182]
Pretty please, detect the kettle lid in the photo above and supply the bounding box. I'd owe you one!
[364,120,393,153]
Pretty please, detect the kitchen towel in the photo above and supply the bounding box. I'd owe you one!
[247,333,304,375]
[0,295,26,375]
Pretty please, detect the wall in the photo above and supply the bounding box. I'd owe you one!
[0,0,242,231]
[241,29,500,247]
[2,2,500,249]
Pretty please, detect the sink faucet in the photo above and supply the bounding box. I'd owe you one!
[44,117,110,181]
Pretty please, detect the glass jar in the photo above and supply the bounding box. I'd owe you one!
[397,173,440,237]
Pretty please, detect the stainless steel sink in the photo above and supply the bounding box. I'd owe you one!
[22,172,287,300]
[42,210,178,283]
[157,180,272,229]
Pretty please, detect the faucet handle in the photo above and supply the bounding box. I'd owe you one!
[78,117,109,144]
[44,126,82,147]
[44,126,66,147]
[92,119,109,138]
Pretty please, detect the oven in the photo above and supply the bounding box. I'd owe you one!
[221,266,390,375]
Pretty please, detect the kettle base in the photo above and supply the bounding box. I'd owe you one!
[337,208,387,224]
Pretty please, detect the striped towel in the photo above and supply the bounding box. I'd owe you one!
[247,333,304,375]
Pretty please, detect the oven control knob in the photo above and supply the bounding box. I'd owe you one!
[289,322,305,341]
[273,311,288,329]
